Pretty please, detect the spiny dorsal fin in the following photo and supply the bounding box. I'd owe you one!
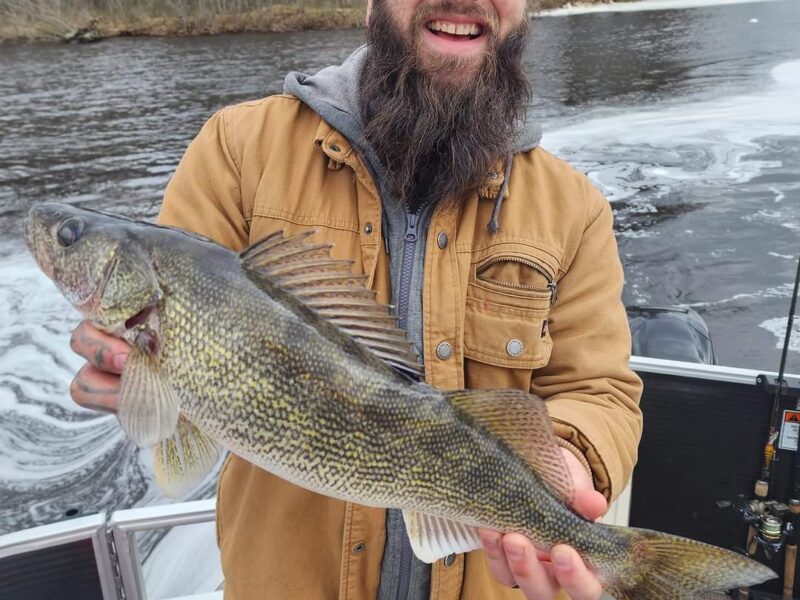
[444,389,575,505]
[240,230,424,381]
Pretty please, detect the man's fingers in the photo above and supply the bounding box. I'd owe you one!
[70,321,129,374]
[503,533,558,599]
[479,529,517,588]
[551,545,603,600]
[572,489,609,522]
[70,363,121,414]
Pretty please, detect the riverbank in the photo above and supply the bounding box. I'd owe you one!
[0,0,627,42]
[0,4,366,42]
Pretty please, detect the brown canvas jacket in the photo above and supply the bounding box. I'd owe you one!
[157,95,643,600]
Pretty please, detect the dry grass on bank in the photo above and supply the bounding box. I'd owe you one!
[106,5,366,37]
[0,0,366,40]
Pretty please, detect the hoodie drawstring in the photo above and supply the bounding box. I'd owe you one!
[487,151,514,234]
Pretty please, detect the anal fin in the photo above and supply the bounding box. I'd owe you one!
[402,510,481,563]
[154,415,221,498]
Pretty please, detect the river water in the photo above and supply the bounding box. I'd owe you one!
[0,0,798,595]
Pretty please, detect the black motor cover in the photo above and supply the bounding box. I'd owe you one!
[627,305,716,365]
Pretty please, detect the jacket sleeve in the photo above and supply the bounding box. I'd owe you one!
[156,108,249,250]
[531,183,643,502]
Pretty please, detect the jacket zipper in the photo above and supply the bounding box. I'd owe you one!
[395,524,414,600]
[395,208,421,600]
[477,256,558,305]
[396,210,419,330]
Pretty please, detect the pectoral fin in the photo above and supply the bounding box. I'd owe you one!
[153,415,221,498]
[402,510,481,563]
[118,345,179,447]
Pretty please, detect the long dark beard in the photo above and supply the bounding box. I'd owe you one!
[359,0,531,212]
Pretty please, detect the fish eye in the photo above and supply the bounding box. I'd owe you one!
[57,218,85,247]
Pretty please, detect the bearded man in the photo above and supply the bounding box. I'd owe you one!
[68,0,643,598]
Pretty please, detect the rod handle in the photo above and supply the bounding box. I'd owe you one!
[747,524,759,556]
[755,479,769,499]
[785,543,797,599]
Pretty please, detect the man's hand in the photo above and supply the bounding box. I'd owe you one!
[69,321,129,413]
[479,448,607,600]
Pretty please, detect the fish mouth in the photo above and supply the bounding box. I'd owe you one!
[125,303,157,330]
[123,303,161,356]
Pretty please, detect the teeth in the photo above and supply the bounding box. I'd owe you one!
[427,20,481,37]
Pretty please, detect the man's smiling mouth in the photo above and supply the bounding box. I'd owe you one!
[426,20,485,41]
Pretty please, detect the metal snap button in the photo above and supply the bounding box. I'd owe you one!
[436,341,453,360]
[506,339,524,357]
[443,553,456,567]
[437,231,448,249]
[352,542,366,554]
[364,223,373,235]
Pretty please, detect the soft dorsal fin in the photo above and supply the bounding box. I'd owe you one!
[240,231,424,380]
[444,389,576,505]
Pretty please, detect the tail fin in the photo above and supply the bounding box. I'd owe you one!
[601,527,777,600]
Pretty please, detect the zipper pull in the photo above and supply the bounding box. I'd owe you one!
[405,212,419,243]
[548,281,558,306]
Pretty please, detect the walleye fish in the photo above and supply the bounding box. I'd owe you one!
[24,202,775,599]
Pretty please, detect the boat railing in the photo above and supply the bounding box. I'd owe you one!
[0,498,218,600]
[630,355,779,384]
[110,499,218,600]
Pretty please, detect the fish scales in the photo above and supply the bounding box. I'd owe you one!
[24,203,778,599]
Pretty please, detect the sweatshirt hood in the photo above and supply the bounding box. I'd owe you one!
[284,47,367,155]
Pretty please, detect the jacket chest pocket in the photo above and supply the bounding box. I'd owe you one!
[463,250,558,391]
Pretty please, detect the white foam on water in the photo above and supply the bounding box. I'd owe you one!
[682,282,795,308]
[769,186,786,202]
[617,229,657,238]
[0,249,82,406]
[542,59,800,203]
[759,317,800,352]
[536,0,782,18]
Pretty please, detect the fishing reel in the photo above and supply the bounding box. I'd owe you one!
[718,493,794,559]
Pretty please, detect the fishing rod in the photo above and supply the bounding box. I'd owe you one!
[731,254,800,600]
[783,255,800,494]
[758,254,800,498]
[784,254,800,599]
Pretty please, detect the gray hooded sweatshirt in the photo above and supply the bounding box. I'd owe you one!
[284,46,541,600]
